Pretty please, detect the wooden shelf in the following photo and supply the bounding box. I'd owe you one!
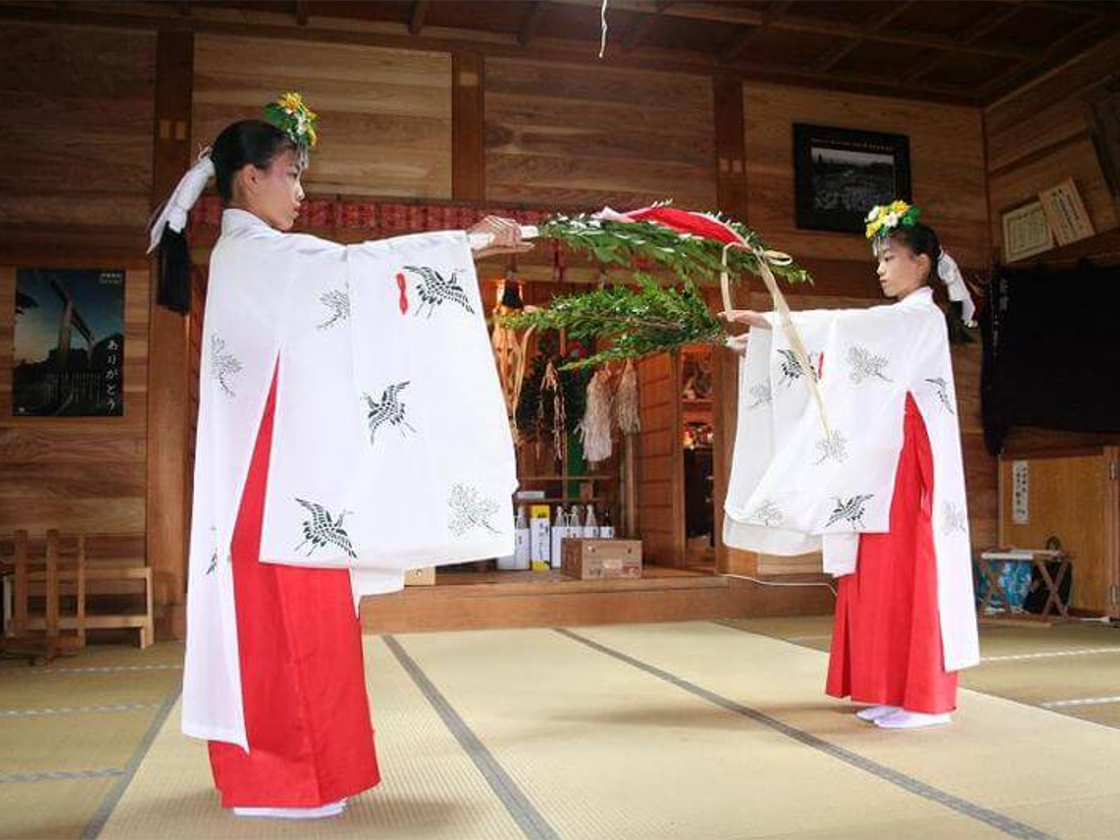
[519,474,614,481]
[518,496,606,503]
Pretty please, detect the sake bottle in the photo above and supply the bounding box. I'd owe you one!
[583,505,599,539]
[550,505,568,570]
[514,505,531,570]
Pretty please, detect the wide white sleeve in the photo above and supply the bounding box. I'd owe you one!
[726,303,934,574]
[257,230,517,573]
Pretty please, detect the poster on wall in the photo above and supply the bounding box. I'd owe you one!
[1012,460,1030,525]
[794,123,912,235]
[12,268,125,417]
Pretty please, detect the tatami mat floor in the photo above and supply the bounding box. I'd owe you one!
[4,617,1120,839]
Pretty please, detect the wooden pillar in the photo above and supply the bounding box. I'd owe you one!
[147,30,194,640]
[452,51,485,201]
[711,75,754,575]
[713,74,749,224]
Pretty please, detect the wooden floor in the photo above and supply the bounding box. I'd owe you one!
[360,564,835,633]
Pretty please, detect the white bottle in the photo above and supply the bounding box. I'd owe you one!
[512,505,531,570]
[583,505,599,539]
[550,505,570,570]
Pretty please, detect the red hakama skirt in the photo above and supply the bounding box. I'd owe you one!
[825,394,958,714]
[207,370,381,808]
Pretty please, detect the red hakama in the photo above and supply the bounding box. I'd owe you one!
[207,371,381,808]
[826,394,958,714]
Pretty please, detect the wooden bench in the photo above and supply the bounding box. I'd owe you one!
[1,531,153,653]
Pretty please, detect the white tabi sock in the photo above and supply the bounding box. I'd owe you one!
[233,799,346,819]
[855,704,899,722]
[873,710,951,730]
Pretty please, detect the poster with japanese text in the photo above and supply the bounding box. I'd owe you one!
[13,268,125,417]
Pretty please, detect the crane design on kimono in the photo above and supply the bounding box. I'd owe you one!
[825,494,874,529]
[209,335,243,398]
[777,348,820,387]
[925,376,955,415]
[401,265,475,318]
[295,498,358,559]
[363,381,416,444]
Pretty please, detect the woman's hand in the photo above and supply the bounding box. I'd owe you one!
[468,216,534,260]
[725,334,750,356]
[719,309,771,330]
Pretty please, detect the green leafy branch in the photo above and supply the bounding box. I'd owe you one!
[535,213,813,287]
[500,274,725,370]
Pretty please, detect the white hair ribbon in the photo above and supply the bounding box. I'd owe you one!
[147,147,215,254]
[938,250,976,327]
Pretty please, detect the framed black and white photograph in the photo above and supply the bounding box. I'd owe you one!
[794,124,912,234]
[12,267,126,417]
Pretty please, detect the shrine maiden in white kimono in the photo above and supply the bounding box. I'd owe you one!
[183,209,517,749]
[723,286,980,675]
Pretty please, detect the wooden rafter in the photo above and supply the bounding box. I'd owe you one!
[553,0,1032,59]
[809,1,915,74]
[409,0,430,36]
[4,0,1116,107]
[904,4,1021,84]
[1012,0,1120,26]
[517,1,551,47]
[721,0,795,63]
[981,15,1103,100]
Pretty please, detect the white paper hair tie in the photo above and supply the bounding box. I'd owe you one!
[147,147,215,254]
[938,250,976,327]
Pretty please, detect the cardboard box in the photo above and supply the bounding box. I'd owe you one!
[561,539,642,580]
[404,566,436,586]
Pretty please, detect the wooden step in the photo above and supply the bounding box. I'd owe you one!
[361,570,833,633]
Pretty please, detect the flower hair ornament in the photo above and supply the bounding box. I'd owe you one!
[147,92,318,313]
[263,91,318,165]
[865,200,976,328]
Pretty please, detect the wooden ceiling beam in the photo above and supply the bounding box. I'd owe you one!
[980,16,1103,100]
[722,0,795,63]
[994,0,1120,28]
[809,1,915,74]
[408,0,429,36]
[552,0,1031,59]
[0,1,983,105]
[295,0,308,27]
[904,4,1021,83]
[517,1,551,47]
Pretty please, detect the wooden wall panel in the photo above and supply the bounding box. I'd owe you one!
[637,352,685,566]
[0,266,150,536]
[0,23,155,230]
[984,33,1120,253]
[744,82,989,270]
[192,35,452,199]
[998,451,1118,614]
[485,58,717,210]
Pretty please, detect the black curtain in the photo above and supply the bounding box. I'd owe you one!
[981,259,1120,455]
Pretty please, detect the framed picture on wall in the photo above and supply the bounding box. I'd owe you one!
[1001,200,1054,264]
[12,267,125,417]
[794,124,912,234]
